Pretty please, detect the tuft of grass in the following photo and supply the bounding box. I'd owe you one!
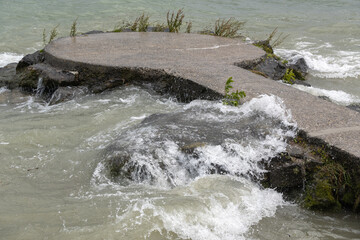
[49,25,59,43]
[167,9,185,33]
[282,69,296,84]
[114,13,150,32]
[152,23,167,32]
[42,29,47,47]
[186,21,192,33]
[223,77,246,106]
[70,17,78,37]
[114,20,131,32]
[130,18,139,32]
[214,18,245,38]
[42,24,59,47]
[137,13,150,32]
[267,27,289,48]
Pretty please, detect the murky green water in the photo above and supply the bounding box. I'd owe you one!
[0,87,359,239]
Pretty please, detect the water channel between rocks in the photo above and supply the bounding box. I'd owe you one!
[0,86,359,240]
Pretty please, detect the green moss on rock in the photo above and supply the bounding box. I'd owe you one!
[18,68,40,91]
[305,180,341,211]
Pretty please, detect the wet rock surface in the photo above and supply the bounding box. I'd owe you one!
[254,57,287,80]
[0,63,18,89]
[17,63,79,100]
[262,134,360,212]
[16,50,44,72]
[289,58,309,79]
[236,54,309,84]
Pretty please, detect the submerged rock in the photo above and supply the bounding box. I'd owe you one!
[0,63,18,89]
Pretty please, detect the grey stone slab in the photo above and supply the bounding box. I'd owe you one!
[45,32,360,158]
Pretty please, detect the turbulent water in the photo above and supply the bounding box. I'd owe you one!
[0,86,359,239]
[1,1,360,239]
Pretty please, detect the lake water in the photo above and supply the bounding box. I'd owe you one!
[1,86,359,239]
[0,1,360,239]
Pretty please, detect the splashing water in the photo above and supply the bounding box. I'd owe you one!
[1,87,359,239]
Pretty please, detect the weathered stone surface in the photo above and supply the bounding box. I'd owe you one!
[289,58,309,78]
[16,50,44,72]
[254,57,286,80]
[0,63,18,89]
[18,63,79,98]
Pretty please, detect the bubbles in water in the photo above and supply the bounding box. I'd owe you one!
[0,52,23,67]
[100,95,296,188]
[276,42,360,79]
[293,84,360,106]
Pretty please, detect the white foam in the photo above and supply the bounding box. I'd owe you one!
[101,95,296,189]
[293,84,360,106]
[114,176,286,240]
[275,47,360,79]
[0,87,9,94]
[0,52,23,67]
[186,95,296,128]
[130,114,147,120]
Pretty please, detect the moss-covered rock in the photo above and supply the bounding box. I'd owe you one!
[304,179,341,211]
[253,40,274,54]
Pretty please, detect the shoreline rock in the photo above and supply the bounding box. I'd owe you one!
[262,131,360,212]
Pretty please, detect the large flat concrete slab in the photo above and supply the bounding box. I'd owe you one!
[45,32,360,158]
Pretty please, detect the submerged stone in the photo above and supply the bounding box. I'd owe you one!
[0,63,17,89]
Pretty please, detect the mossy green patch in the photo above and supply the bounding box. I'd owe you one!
[305,180,340,211]
[282,69,296,85]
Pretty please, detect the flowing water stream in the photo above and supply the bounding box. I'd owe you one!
[0,86,359,239]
